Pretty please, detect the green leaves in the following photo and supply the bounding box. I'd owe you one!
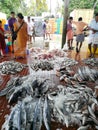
[0,0,48,17]
[69,0,98,13]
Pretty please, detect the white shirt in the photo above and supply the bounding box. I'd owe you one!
[31,21,35,26]
[88,19,98,37]
[27,21,32,35]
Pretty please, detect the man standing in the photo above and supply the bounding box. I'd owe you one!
[31,19,35,42]
[88,13,98,57]
[8,12,16,32]
[8,12,16,53]
[73,17,87,53]
[42,20,47,40]
[27,16,32,43]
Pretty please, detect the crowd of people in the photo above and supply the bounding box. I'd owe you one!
[0,11,98,59]
[0,11,52,59]
[66,13,98,58]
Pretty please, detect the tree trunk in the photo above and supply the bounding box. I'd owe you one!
[61,0,70,48]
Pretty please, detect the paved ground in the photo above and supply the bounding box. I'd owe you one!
[29,34,98,59]
[0,34,97,130]
[28,34,97,59]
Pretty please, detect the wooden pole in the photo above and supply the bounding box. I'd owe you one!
[61,0,70,48]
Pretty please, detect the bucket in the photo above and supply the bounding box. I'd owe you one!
[45,41,49,48]
[4,24,9,31]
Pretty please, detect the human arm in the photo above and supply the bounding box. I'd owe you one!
[13,22,18,32]
[87,25,98,33]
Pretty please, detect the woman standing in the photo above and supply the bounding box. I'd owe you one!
[13,13,28,58]
[0,20,6,57]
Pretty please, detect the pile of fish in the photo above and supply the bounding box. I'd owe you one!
[0,76,55,104]
[29,47,42,54]
[55,58,78,83]
[30,48,67,60]
[74,66,98,82]
[50,84,98,130]
[56,66,75,83]
[33,53,54,60]
[48,49,67,57]
[1,75,98,130]
[83,58,98,67]
[0,76,28,99]
[56,65,98,84]
[60,57,78,67]
[2,96,51,130]
[30,59,54,71]
[0,61,27,74]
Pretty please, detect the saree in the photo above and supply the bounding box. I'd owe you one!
[13,21,28,58]
[0,27,6,55]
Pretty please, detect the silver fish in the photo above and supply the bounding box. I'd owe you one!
[32,98,42,130]
[77,125,90,130]
[43,97,51,130]
[88,105,96,118]
[20,102,26,129]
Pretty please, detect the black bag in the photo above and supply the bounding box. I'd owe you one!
[12,22,24,42]
[12,31,17,41]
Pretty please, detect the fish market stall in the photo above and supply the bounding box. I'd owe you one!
[0,49,98,130]
[0,61,28,75]
[1,74,98,130]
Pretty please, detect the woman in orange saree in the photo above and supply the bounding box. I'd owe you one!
[0,20,6,57]
[13,13,28,58]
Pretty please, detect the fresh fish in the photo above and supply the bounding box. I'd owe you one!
[61,57,78,67]
[2,102,21,130]
[56,106,69,127]
[77,125,90,130]
[95,125,98,130]
[0,76,27,97]
[25,99,37,123]
[88,105,96,118]
[43,97,51,130]
[82,115,87,125]
[20,102,26,129]
[70,116,81,126]
[30,59,54,71]
[0,60,27,75]
[83,58,98,67]
[75,66,98,82]
[8,84,33,104]
[32,98,42,130]
[90,116,98,125]
[10,104,21,130]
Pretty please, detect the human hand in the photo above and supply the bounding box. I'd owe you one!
[92,29,97,33]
